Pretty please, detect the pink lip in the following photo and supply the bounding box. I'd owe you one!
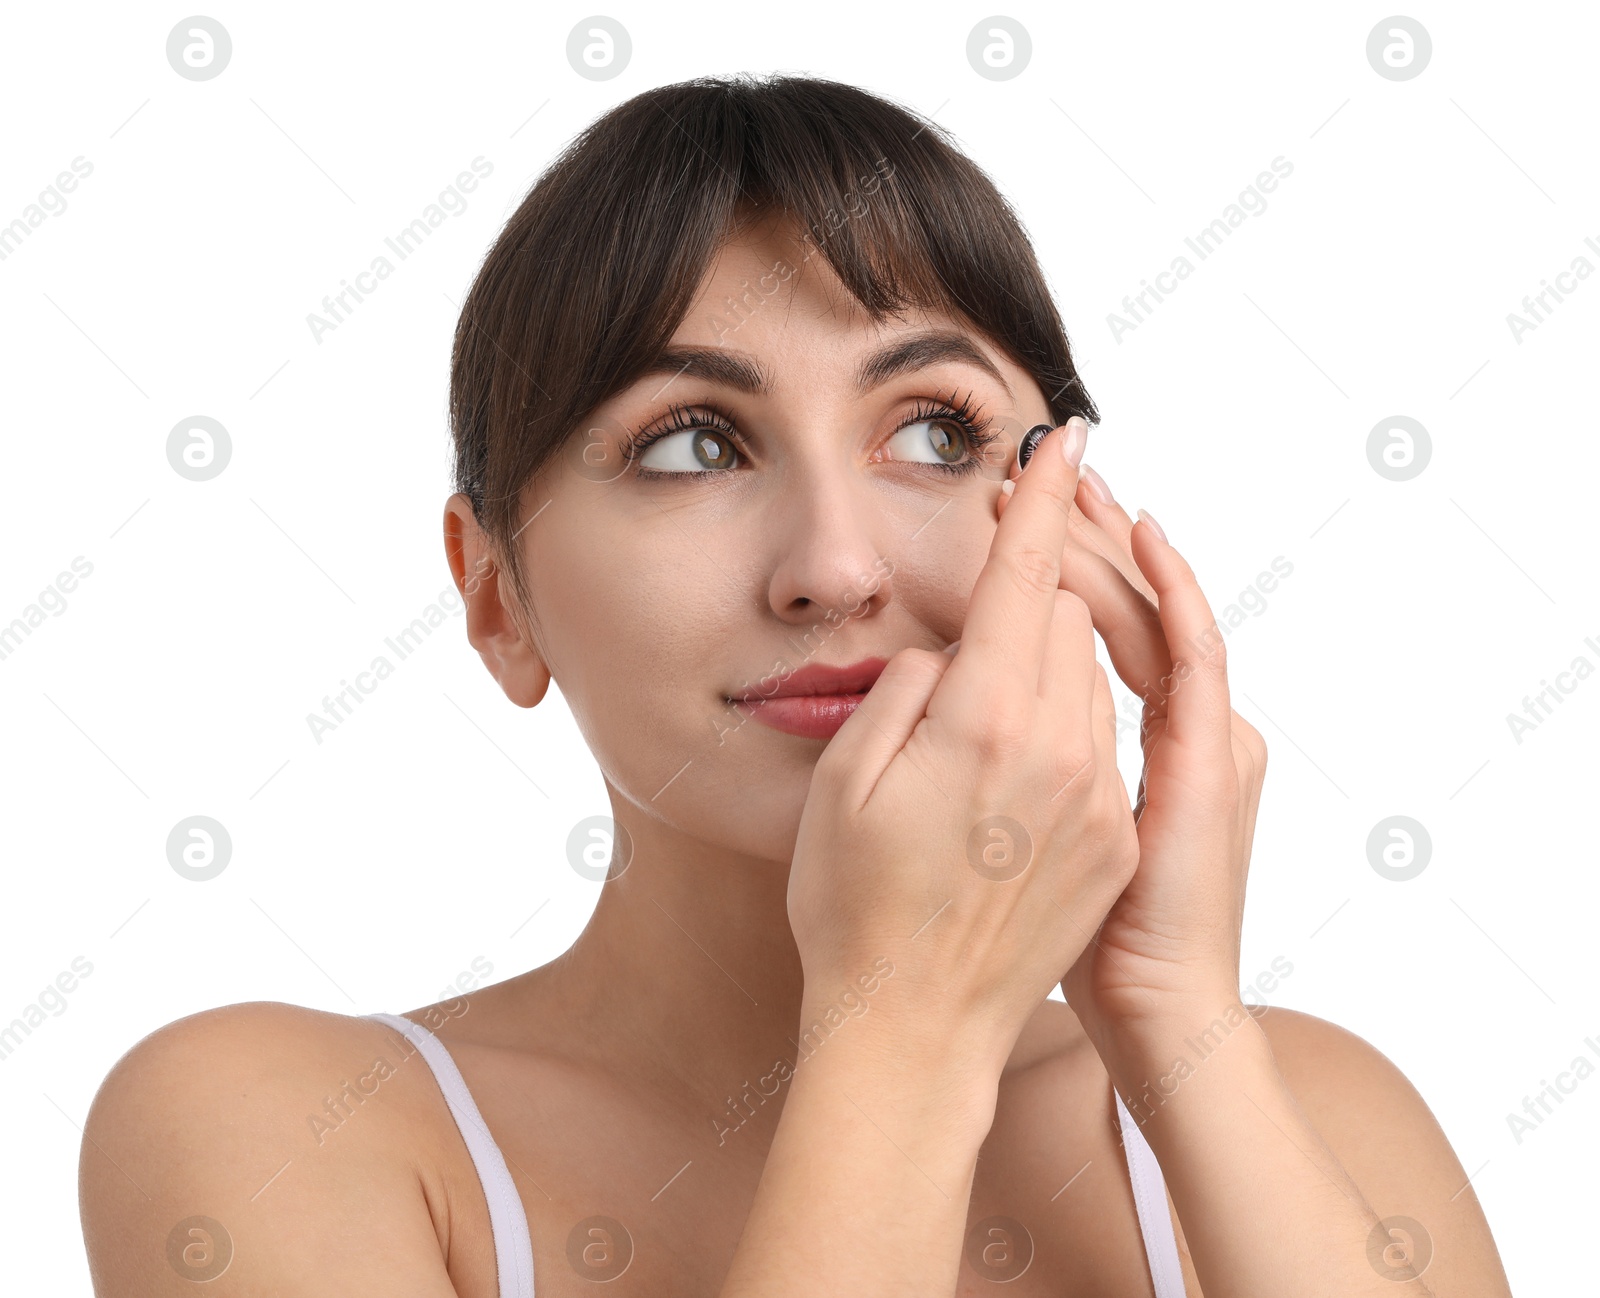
[728,657,889,740]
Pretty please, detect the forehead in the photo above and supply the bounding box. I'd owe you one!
[667,216,1027,397]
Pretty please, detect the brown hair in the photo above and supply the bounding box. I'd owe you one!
[449,72,1098,640]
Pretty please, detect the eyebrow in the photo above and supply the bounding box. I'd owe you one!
[641,329,1015,402]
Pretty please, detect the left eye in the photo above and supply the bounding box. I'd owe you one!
[884,418,969,466]
[636,428,741,473]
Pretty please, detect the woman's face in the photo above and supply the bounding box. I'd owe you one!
[464,216,1057,866]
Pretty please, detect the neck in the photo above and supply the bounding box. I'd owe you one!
[519,813,809,1118]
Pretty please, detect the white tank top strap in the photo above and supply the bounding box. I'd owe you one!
[367,1012,536,1298]
[1115,1085,1189,1297]
[367,1010,1180,1296]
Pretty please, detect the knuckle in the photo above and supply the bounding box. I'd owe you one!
[1168,642,1224,693]
[1054,587,1092,622]
[1230,713,1267,768]
[1194,624,1229,671]
[966,706,1032,765]
[904,646,953,680]
[1096,806,1140,884]
[1052,589,1093,639]
[1047,746,1097,802]
[983,726,1034,768]
[1036,462,1077,516]
[1005,543,1061,598]
[1058,727,1099,777]
[1116,834,1141,884]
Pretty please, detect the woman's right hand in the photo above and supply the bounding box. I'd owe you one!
[787,417,1139,1080]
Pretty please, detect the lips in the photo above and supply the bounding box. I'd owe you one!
[727,657,892,741]
[730,658,889,702]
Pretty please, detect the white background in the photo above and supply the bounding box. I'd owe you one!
[2,2,1594,1291]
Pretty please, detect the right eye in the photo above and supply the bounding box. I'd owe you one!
[633,427,742,477]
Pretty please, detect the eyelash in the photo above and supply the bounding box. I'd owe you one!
[617,389,1004,481]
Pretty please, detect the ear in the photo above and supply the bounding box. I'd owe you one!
[442,493,551,708]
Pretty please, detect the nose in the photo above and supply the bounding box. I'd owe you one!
[762,468,894,627]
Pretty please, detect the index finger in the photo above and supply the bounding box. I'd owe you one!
[937,416,1089,728]
[994,465,1170,710]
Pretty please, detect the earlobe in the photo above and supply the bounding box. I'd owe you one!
[496,645,552,709]
[442,493,552,709]
[492,586,553,709]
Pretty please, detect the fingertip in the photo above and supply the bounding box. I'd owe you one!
[1062,417,1088,472]
[1135,507,1167,545]
[1125,511,1173,593]
[1080,463,1114,506]
[994,477,1015,522]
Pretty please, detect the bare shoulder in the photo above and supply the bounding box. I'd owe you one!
[1251,1006,1513,1292]
[1251,1004,1459,1151]
[79,1000,469,1297]
[1003,1002,1513,1296]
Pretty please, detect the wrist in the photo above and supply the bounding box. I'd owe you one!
[788,1025,1000,1148]
[1096,995,1277,1121]
[792,975,1005,1141]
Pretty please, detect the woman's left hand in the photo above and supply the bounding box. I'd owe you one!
[994,451,1269,1063]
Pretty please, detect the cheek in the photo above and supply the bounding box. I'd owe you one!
[540,541,717,698]
[534,527,739,756]
[891,503,995,634]
[551,567,820,860]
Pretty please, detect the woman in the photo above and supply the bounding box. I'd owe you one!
[79,74,1512,1296]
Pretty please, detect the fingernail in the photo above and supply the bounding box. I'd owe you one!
[1060,417,1087,469]
[1081,463,1113,504]
[1136,507,1167,543]
[943,639,961,656]
[1016,424,1051,474]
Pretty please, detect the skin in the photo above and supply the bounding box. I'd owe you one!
[78,214,1513,1297]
